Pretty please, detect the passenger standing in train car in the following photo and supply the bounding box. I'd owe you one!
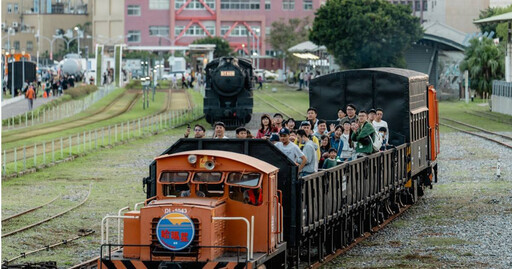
[235,127,248,139]
[340,121,354,161]
[307,107,320,132]
[337,108,346,122]
[351,110,376,157]
[297,129,318,176]
[368,109,376,123]
[322,148,339,169]
[272,113,284,132]
[295,121,321,161]
[340,104,359,125]
[184,124,206,138]
[372,108,389,143]
[329,124,344,158]
[289,129,297,143]
[213,122,228,139]
[313,119,329,140]
[275,128,307,171]
[284,118,296,131]
[256,114,273,139]
[319,134,331,168]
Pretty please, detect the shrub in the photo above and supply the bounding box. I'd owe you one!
[125,80,142,89]
[64,84,98,99]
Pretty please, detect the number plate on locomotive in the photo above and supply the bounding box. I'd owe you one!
[220,71,235,76]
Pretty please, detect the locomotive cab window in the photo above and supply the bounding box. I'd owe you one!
[192,172,223,183]
[159,172,189,183]
[229,186,263,206]
[226,172,261,187]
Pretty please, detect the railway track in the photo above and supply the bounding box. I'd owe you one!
[2,186,91,238]
[254,95,293,119]
[464,110,512,125]
[258,91,305,117]
[440,117,512,149]
[312,205,412,268]
[2,195,60,222]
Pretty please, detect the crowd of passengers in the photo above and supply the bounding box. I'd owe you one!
[184,104,390,177]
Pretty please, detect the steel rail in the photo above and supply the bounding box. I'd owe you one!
[259,91,305,116]
[312,205,412,268]
[254,95,292,119]
[3,230,95,264]
[440,117,512,141]
[2,186,92,238]
[440,122,512,149]
[2,195,60,222]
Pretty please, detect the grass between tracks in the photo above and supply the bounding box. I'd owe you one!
[253,82,309,119]
[439,100,512,133]
[2,89,169,149]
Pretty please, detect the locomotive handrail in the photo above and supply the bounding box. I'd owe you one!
[212,216,253,260]
[134,201,145,211]
[117,206,130,245]
[101,215,139,257]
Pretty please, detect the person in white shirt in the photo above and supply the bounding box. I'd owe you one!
[213,122,228,139]
[372,108,389,143]
[275,128,307,173]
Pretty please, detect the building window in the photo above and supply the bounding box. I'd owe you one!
[149,0,169,10]
[265,0,271,9]
[127,5,141,15]
[265,27,271,35]
[149,26,169,36]
[205,25,215,35]
[14,41,20,50]
[230,25,248,36]
[7,4,12,13]
[423,0,428,11]
[250,26,260,36]
[14,4,19,13]
[266,50,277,57]
[176,0,215,9]
[175,26,185,36]
[283,0,294,10]
[303,0,312,10]
[27,41,33,51]
[127,31,141,42]
[221,25,230,35]
[185,25,206,36]
[220,0,260,10]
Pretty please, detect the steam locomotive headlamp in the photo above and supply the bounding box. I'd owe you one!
[188,154,197,164]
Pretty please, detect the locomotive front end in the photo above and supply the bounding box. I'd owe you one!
[100,150,285,268]
[204,57,254,128]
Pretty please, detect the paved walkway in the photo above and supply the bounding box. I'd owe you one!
[2,96,58,120]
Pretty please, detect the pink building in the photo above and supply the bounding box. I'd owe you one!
[124,0,322,69]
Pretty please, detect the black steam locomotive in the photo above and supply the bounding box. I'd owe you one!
[203,57,254,128]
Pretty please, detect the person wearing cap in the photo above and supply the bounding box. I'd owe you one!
[275,128,307,172]
[295,121,321,161]
[340,104,359,125]
[213,122,228,139]
[368,108,377,122]
[269,133,280,144]
[297,129,318,176]
[236,127,248,139]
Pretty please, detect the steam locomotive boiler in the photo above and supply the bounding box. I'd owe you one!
[203,57,254,128]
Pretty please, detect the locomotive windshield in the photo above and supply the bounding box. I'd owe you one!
[160,172,189,183]
[192,172,223,183]
[226,172,261,188]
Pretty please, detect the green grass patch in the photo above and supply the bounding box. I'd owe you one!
[254,82,309,119]
[439,100,512,133]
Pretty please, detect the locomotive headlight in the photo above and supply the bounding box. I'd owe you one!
[188,154,197,164]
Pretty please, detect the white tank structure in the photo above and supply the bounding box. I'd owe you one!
[59,54,84,77]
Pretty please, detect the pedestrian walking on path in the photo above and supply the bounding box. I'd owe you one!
[25,85,35,110]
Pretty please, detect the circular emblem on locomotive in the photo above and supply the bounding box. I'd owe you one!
[156,212,195,251]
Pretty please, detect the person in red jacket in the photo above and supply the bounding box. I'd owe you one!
[25,85,35,110]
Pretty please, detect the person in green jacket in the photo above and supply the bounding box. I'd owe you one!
[351,110,376,157]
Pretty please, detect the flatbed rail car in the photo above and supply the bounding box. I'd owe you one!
[99,68,439,268]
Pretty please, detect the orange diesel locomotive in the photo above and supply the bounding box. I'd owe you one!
[99,68,440,268]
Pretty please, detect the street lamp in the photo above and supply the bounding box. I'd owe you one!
[9,49,15,97]
[21,50,25,90]
[74,27,84,55]
[254,28,260,69]
[35,33,64,60]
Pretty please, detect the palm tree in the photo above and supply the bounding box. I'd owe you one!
[460,38,505,96]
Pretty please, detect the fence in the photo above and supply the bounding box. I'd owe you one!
[492,80,512,116]
[2,85,116,130]
[2,106,203,178]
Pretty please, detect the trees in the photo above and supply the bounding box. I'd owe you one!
[477,5,512,40]
[309,0,423,69]
[268,17,311,69]
[459,38,505,96]
[192,36,232,58]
